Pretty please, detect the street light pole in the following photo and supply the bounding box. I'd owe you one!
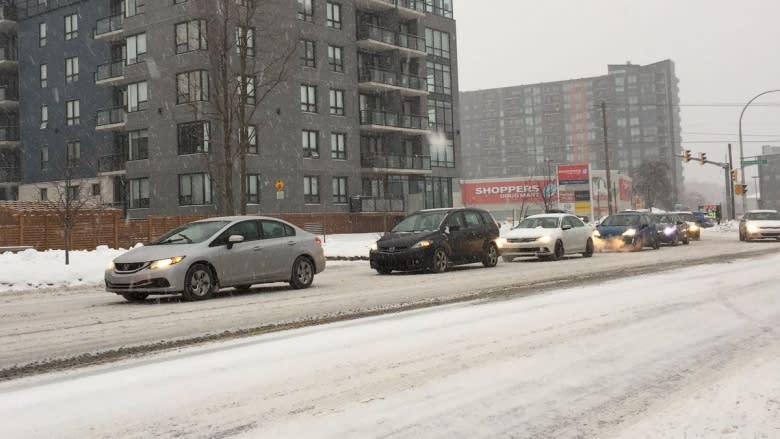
[738,89,780,214]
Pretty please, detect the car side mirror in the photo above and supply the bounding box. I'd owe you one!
[562,224,573,231]
[640,224,648,229]
[227,234,244,249]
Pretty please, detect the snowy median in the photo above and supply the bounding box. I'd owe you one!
[0,233,381,293]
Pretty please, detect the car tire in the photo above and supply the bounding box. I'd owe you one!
[502,255,515,263]
[482,243,499,267]
[182,263,215,301]
[549,240,564,261]
[290,256,314,289]
[582,238,594,258]
[121,292,148,302]
[430,248,449,273]
[375,267,392,275]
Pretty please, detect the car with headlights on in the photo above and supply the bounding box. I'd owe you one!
[672,211,701,240]
[593,212,660,251]
[739,210,780,241]
[651,213,689,246]
[498,214,594,262]
[105,216,326,302]
[369,208,500,274]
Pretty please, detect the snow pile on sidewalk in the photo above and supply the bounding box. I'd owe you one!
[0,233,381,293]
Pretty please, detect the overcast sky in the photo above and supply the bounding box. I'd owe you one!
[454,0,780,191]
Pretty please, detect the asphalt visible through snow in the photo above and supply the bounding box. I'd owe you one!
[0,232,779,380]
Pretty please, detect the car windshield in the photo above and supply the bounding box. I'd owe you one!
[678,213,695,222]
[151,221,231,245]
[392,212,449,233]
[600,215,641,227]
[654,215,674,224]
[514,217,560,229]
[746,212,780,221]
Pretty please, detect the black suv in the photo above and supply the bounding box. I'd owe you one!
[369,208,501,274]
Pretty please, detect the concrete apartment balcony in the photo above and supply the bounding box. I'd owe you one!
[0,166,20,183]
[0,86,18,110]
[357,24,426,58]
[96,107,127,130]
[361,153,432,175]
[0,125,19,148]
[95,61,125,85]
[94,13,124,40]
[98,154,127,176]
[0,5,17,32]
[354,0,425,19]
[358,67,427,96]
[360,110,429,135]
[0,47,17,70]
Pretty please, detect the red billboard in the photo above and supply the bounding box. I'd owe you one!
[557,164,590,185]
[461,179,555,205]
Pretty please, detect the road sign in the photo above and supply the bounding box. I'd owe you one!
[276,190,285,200]
[275,179,285,191]
[741,159,768,166]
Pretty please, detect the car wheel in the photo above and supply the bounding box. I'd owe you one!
[375,267,392,275]
[582,238,594,258]
[182,263,215,301]
[290,256,314,289]
[121,292,148,302]
[502,255,515,263]
[482,243,499,267]
[430,248,449,273]
[549,240,564,261]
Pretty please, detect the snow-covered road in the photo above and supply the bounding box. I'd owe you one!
[1,252,779,438]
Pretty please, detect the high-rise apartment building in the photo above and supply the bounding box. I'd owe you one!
[460,60,683,203]
[12,0,459,218]
[0,0,18,201]
[758,145,780,211]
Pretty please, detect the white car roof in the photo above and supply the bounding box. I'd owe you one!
[746,209,778,214]
[527,213,570,218]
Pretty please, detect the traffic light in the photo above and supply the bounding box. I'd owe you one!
[683,150,692,162]
[735,184,748,195]
[699,152,707,164]
[742,184,748,195]
[731,169,738,182]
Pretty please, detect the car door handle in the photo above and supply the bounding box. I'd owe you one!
[287,241,296,246]
[252,246,263,251]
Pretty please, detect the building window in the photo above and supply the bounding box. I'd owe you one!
[40,188,48,201]
[40,147,48,171]
[326,2,342,29]
[424,0,454,18]
[302,130,319,158]
[241,125,258,154]
[303,176,319,204]
[65,56,79,83]
[129,178,150,208]
[301,40,316,68]
[300,84,317,113]
[332,177,347,204]
[67,185,80,201]
[127,81,149,112]
[40,64,47,88]
[329,89,344,116]
[425,28,450,59]
[331,133,346,160]
[66,141,80,166]
[66,100,80,126]
[431,138,455,168]
[178,121,211,155]
[177,70,209,103]
[428,98,453,133]
[179,173,212,205]
[246,174,260,204]
[125,0,145,17]
[175,20,207,53]
[426,61,451,95]
[40,105,48,129]
[297,0,313,22]
[92,183,101,197]
[126,33,147,65]
[235,26,255,55]
[328,45,343,72]
[128,129,149,161]
[64,13,78,40]
[237,75,256,105]
[39,22,47,47]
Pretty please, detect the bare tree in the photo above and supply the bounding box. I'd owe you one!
[49,161,100,265]
[535,163,557,213]
[192,0,297,215]
[633,160,673,210]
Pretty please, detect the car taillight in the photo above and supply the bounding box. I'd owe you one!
[315,237,322,246]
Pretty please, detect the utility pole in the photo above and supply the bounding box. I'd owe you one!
[601,101,613,215]
[728,143,735,220]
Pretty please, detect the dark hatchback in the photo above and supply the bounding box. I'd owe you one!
[594,212,660,251]
[369,208,501,274]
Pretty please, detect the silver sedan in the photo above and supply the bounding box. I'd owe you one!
[105,216,326,302]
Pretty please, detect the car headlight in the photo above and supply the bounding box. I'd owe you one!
[411,240,432,249]
[664,227,676,236]
[688,223,699,231]
[537,235,552,244]
[494,237,507,249]
[747,224,760,234]
[107,260,115,270]
[592,230,601,238]
[149,256,185,270]
[370,243,378,252]
[623,229,637,237]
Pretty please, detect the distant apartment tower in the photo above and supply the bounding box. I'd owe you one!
[0,0,18,200]
[460,60,683,202]
[758,145,780,210]
[14,0,459,217]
